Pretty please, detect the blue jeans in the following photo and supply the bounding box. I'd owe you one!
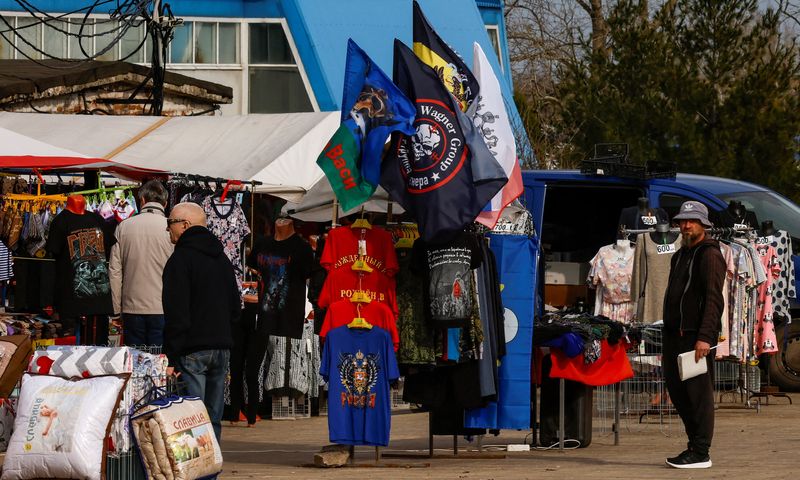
[123,314,165,346]
[176,349,230,442]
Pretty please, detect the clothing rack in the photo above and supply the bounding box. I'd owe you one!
[620,226,754,236]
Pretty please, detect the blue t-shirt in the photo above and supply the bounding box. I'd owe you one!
[320,325,400,446]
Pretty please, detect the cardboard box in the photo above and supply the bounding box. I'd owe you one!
[544,262,590,285]
[544,284,589,307]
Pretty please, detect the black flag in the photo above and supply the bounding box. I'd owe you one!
[413,0,479,113]
[380,40,507,243]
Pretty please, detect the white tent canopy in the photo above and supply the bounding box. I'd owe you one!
[0,112,339,202]
[283,177,404,223]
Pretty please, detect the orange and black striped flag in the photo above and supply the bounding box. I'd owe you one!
[412,0,479,113]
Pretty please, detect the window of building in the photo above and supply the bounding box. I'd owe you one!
[170,21,193,63]
[16,17,42,60]
[94,18,120,61]
[248,23,312,113]
[167,20,239,65]
[486,25,503,72]
[119,23,145,62]
[42,20,67,58]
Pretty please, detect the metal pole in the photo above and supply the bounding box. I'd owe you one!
[614,382,621,446]
[559,378,565,452]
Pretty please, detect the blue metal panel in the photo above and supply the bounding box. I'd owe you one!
[289,0,523,122]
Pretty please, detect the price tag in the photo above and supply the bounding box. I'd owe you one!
[306,338,312,354]
[734,223,749,230]
[358,239,367,256]
[641,215,657,226]
[236,192,244,205]
[656,244,677,255]
[756,236,774,245]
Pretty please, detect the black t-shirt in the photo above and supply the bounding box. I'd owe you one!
[247,234,313,339]
[413,232,483,327]
[45,210,114,317]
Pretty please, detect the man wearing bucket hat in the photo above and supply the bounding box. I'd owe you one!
[662,201,726,469]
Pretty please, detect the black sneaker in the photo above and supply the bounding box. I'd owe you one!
[666,450,712,469]
[666,449,692,465]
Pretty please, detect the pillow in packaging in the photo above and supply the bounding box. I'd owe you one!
[1,374,126,480]
[132,396,223,480]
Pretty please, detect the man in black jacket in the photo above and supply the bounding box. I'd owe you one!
[662,201,726,469]
[163,202,239,442]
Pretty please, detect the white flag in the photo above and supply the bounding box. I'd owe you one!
[472,42,523,228]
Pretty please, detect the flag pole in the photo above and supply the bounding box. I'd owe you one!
[332,198,339,227]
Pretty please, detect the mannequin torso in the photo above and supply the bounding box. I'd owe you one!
[274,218,296,241]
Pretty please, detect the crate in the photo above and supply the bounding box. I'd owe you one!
[271,395,311,420]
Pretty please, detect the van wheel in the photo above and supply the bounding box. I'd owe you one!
[767,321,800,392]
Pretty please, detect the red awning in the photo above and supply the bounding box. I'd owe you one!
[0,127,167,181]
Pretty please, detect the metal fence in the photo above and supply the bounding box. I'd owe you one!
[593,325,760,440]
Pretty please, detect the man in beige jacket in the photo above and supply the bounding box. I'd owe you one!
[109,180,174,346]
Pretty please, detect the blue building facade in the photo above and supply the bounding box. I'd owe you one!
[0,0,515,117]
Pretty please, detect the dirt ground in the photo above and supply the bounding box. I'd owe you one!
[220,393,799,479]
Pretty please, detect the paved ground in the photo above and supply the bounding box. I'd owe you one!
[220,393,799,479]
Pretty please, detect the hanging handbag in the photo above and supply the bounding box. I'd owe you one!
[242,269,259,304]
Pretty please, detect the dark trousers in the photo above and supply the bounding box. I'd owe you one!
[177,349,230,442]
[663,331,716,456]
[122,314,165,347]
[229,304,270,424]
[62,316,109,346]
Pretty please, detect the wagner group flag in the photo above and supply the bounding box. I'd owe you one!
[381,40,507,243]
[316,39,416,211]
[472,42,524,228]
[412,1,479,113]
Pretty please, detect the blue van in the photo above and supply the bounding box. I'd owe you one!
[521,170,800,391]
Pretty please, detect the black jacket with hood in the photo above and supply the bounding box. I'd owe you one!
[163,226,239,366]
[663,237,726,344]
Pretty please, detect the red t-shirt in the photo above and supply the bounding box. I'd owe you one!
[320,226,399,277]
[318,267,398,315]
[320,299,399,350]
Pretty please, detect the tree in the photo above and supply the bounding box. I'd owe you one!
[508,0,800,202]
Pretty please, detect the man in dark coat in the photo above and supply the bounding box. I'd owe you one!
[163,202,239,442]
[663,201,726,469]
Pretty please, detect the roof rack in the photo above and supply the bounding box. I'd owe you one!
[580,143,676,179]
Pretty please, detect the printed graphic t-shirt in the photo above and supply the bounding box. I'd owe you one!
[202,196,251,294]
[46,210,114,316]
[320,326,399,446]
[321,299,399,350]
[248,234,313,339]
[413,233,483,327]
[318,267,398,315]
[320,226,399,276]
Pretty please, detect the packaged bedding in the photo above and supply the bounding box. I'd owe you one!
[1,374,126,480]
[132,396,223,480]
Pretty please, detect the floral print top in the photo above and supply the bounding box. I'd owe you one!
[202,196,251,297]
[588,243,636,323]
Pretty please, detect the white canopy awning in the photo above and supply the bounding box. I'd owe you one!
[0,112,339,202]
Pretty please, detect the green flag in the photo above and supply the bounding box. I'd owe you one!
[316,124,376,212]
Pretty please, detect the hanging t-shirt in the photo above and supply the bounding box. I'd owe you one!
[769,231,796,321]
[588,243,635,323]
[202,196,251,294]
[318,267,398,315]
[320,299,399,350]
[631,233,681,323]
[45,210,114,317]
[0,241,12,281]
[413,233,483,327]
[248,234,313,339]
[320,325,399,446]
[320,226,399,277]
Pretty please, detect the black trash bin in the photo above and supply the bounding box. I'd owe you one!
[538,354,593,448]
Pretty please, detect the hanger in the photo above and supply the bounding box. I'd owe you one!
[349,289,372,304]
[351,207,371,230]
[347,303,373,329]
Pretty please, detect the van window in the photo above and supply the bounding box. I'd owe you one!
[719,191,800,241]
[659,193,724,226]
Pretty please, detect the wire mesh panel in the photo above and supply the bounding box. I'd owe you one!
[106,345,169,480]
[391,377,409,410]
[594,325,675,438]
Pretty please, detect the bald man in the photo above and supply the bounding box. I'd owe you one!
[162,202,239,442]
